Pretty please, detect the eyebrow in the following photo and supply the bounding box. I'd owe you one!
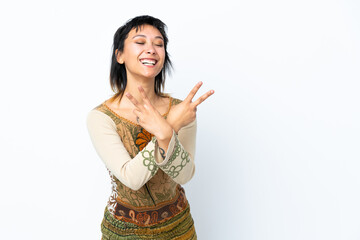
[132,34,164,40]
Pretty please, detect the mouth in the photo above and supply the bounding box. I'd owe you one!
[140,58,157,66]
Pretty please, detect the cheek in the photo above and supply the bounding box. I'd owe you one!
[123,44,141,58]
[159,50,166,63]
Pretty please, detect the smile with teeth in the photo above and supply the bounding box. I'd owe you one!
[140,59,157,66]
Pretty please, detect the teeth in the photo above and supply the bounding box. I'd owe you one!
[140,59,156,65]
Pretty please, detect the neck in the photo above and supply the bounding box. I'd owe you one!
[114,75,160,108]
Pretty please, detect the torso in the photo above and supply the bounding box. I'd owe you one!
[94,97,187,226]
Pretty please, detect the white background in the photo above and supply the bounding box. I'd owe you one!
[1,0,359,239]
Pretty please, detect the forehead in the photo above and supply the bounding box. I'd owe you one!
[127,24,163,39]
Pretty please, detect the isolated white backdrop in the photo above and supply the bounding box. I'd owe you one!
[0,0,359,239]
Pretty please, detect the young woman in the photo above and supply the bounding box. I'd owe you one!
[87,15,214,239]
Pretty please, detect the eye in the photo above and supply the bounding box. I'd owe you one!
[154,41,164,47]
[135,42,145,45]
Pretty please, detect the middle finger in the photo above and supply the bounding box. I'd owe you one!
[126,93,144,111]
[192,90,214,107]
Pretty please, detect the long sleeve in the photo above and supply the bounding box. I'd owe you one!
[87,110,161,191]
[155,119,197,185]
[87,109,197,190]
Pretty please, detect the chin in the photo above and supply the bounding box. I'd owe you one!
[142,71,161,79]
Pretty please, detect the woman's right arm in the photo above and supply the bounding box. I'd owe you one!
[87,110,160,191]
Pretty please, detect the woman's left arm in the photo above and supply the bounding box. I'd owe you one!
[155,119,197,185]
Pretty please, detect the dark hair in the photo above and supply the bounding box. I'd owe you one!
[109,15,172,101]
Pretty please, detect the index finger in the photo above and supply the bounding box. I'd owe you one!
[184,81,203,103]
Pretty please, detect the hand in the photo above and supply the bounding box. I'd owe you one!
[167,82,214,133]
[126,86,172,141]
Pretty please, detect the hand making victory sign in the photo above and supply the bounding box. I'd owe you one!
[125,81,214,160]
[166,81,214,133]
[126,81,214,136]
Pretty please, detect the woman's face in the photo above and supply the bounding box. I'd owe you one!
[118,24,166,81]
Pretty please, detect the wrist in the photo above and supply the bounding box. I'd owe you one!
[172,122,181,134]
[155,124,173,141]
[166,118,181,134]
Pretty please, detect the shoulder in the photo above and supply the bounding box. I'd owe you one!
[87,107,116,131]
[88,101,121,124]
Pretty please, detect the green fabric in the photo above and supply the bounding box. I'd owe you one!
[101,205,197,240]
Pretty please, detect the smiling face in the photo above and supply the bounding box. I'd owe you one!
[117,24,166,81]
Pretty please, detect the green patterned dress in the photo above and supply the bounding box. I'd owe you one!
[91,97,197,240]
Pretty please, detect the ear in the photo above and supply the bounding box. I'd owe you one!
[115,49,124,64]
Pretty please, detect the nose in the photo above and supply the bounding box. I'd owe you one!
[146,44,156,55]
